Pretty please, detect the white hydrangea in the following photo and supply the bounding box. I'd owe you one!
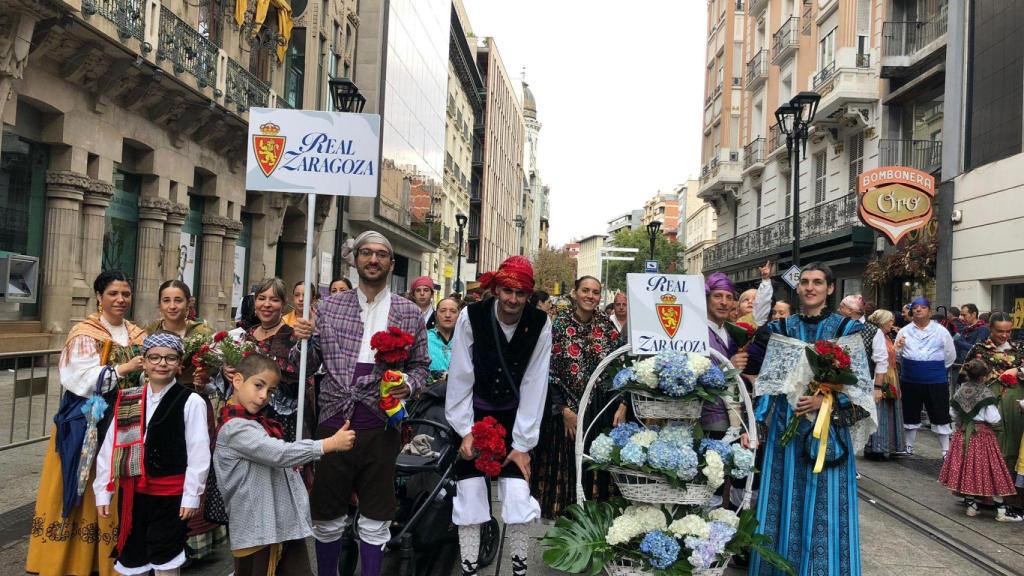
[632,505,668,532]
[668,514,710,539]
[632,357,659,389]
[606,505,667,545]
[630,429,659,448]
[703,451,725,490]
[708,508,740,529]
[687,353,712,377]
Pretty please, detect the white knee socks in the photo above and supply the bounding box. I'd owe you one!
[509,523,529,576]
[938,433,950,456]
[904,427,918,451]
[458,524,481,576]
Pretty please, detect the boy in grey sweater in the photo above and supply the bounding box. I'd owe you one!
[215,354,355,575]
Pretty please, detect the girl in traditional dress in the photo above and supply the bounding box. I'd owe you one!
[26,270,147,576]
[145,281,227,557]
[939,358,1019,520]
[531,276,625,519]
[864,309,906,459]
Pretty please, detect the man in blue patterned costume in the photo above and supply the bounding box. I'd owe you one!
[741,262,874,576]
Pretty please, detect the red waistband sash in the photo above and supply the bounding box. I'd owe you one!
[117,473,186,552]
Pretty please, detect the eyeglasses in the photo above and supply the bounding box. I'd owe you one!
[357,248,392,260]
[144,354,181,365]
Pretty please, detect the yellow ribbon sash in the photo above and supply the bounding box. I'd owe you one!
[810,381,842,474]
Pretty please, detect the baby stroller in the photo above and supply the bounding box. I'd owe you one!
[338,373,500,576]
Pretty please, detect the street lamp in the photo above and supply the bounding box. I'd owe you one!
[646,220,662,261]
[329,76,366,113]
[455,213,468,295]
[775,90,820,267]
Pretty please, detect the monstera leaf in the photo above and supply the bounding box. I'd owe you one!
[540,500,618,575]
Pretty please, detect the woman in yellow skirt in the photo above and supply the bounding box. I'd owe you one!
[26,271,146,576]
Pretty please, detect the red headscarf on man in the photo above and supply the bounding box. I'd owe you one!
[478,255,535,293]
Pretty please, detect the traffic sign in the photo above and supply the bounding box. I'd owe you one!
[645,260,660,273]
[781,264,801,289]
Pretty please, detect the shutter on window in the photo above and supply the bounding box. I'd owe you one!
[856,0,871,37]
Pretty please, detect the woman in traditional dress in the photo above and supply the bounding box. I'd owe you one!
[26,270,146,576]
[864,309,906,459]
[144,279,227,559]
[282,281,317,328]
[531,276,625,519]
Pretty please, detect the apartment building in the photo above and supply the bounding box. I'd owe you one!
[642,191,681,242]
[683,179,717,274]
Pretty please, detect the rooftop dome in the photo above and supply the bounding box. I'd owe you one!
[522,81,537,120]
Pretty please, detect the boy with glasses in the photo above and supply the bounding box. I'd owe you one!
[94,332,210,576]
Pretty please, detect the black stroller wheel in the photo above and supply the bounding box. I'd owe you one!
[477,518,501,567]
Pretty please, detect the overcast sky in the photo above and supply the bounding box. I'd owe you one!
[461,0,707,247]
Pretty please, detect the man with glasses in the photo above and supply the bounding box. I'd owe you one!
[292,230,430,576]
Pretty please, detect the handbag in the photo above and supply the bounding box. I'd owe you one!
[202,465,229,525]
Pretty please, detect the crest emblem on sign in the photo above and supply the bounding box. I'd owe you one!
[252,122,286,177]
[655,294,682,338]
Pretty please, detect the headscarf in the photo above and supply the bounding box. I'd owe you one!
[910,297,930,309]
[141,332,184,355]
[410,276,434,292]
[704,272,734,295]
[478,255,535,293]
[341,230,394,266]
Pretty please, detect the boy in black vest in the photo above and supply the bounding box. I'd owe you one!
[445,256,552,576]
[95,332,210,576]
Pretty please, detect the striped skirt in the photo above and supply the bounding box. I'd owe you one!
[865,397,906,457]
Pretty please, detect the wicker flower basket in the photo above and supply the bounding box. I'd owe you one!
[629,389,703,420]
[606,465,715,506]
[605,556,728,576]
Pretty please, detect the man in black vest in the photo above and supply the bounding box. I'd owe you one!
[445,255,552,576]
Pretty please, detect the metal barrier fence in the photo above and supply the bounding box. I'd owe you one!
[0,349,62,452]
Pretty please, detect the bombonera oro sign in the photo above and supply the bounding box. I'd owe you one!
[857,165,935,244]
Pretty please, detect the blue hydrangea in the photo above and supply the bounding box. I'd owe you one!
[730,444,755,479]
[698,365,728,390]
[659,424,694,447]
[700,439,732,461]
[646,439,682,472]
[620,442,647,467]
[675,444,699,480]
[684,536,719,570]
[610,422,641,447]
[590,433,615,463]
[654,352,700,397]
[640,530,680,570]
[707,521,737,553]
[613,367,634,390]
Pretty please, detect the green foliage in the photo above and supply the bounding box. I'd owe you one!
[534,246,579,296]
[726,509,797,576]
[540,500,619,575]
[604,228,683,293]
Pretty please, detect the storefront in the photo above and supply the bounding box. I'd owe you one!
[0,131,47,320]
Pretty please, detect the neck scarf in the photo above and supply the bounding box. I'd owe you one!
[953,381,995,415]
[219,403,285,439]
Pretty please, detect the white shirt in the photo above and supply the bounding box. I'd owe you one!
[753,279,773,326]
[421,307,434,326]
[445,302,552,453]
[896,320,956,367]
[94,380,211,508]
[871,328,889,375]
[707,319,731,348]
[611,315,626,334]
[60,317,131,397]
[357,286,393,364]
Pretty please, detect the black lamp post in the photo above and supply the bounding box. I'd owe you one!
[775,90,820,267]
[329,77,366,280]
[646,220,662,261]
[455,213,468,294]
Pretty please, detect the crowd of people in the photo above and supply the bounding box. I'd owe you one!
[25,236,1024,576]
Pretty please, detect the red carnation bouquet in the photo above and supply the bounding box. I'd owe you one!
[371,327,416,425]
[1000,371,1019,387]
[191,330,256,382]
[471,416,508,477]
[735,321,757,351]
[779,340,857,446]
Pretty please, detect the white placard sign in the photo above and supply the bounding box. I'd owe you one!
[246,108,381,196]
[627,273,709,356]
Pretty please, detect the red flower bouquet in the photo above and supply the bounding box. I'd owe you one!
[371,327,415,425]
[1000,371,1019,387]
[779,340,858,451]
[471,416,508,477]
[733,321,757,351]
[190,331,256,381]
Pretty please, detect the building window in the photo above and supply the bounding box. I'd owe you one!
[819,27,836,69]
[755,187,762,227]
[814,150,827,204]
[848,133,864,193]
[198,0,223,46]
[103,170,141,282]
[781,170,791,217]
[284,28,306,108]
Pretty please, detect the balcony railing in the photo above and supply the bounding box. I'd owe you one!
[879,139,943,174]
[704,193,860,270]
[85,0,146,42]
[225,58,270,112]
[157,6,218,90]
[746,49,768,87]
[856,53,871,68]
[812,61,836,90]
[772,17,800,62]
[882,16,949,58]
[743,137,765,170]
[767,123,787,154]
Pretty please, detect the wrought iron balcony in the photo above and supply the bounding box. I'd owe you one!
[225,58,270,112]
[856,53,871,68]
[157,6,218,90]
[84,0,146,43]
[746,49,768,90]
[812,61,836,90]
[882,17,948,58]
[772,17,800,63]
[703,193,861,270]
[879,139,943,175]
[767,123,788,157]
[743,137,765,171]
